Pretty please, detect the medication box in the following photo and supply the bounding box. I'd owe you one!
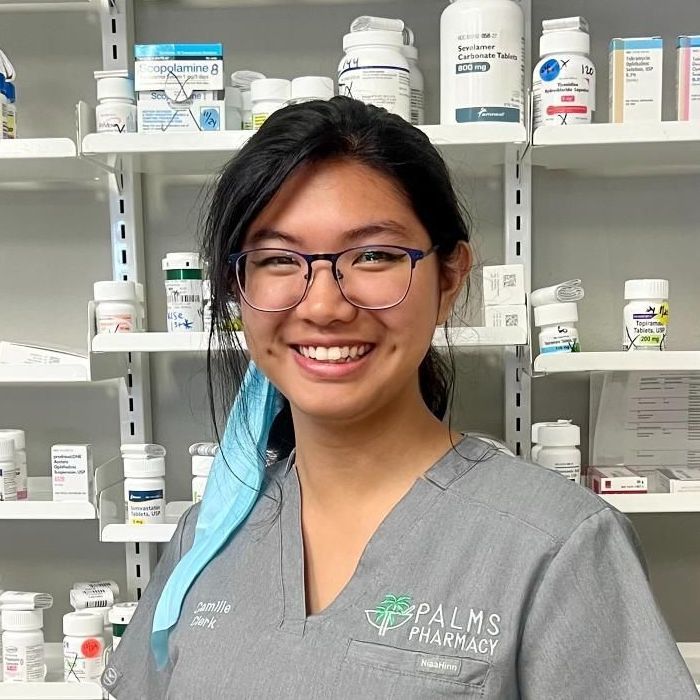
[653,467,700,493]
[484,304,527,329]
[137,92,225,132]
[677,36,700,121]
[483,265,525,306]
[134,44,224,93]
[51,444,94,502]
[590,466,647,495]
[609,37,663,122]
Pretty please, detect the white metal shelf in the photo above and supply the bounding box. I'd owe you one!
[0,1,99,12]
[533,122,700,177]
[601,493,700,514]
[100,501,191,542]
[534,351,700,375]
[0,477,96,520]
[678,643,700,692]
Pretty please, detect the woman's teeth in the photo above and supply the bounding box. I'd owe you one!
[297,345,372,363]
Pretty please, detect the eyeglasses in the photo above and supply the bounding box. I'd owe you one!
[228,245,437,312]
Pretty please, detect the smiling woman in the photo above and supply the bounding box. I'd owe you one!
[101,98,698,700]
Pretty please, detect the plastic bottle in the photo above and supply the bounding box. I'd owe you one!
[94,281,138,334]
[623,279,669,351]
[192,454,214,503]
[94,70,137,134]
[0,74,7,140]
[401,44,425,125]
[63,612,104,683]
[250,78,291,130]
[162,253,203,333]
[0,430,26,500]
[230,70,266,130]
[5,82,15,138]
[338,30,411,121]
[0,437,16,502]
[534,302,581,355]
[533,421,582,483]
[440,0,525,125]
[108,603,138,651]
[121,444,166,525]
[533,17,596,130]
[288,76,335,105]
[2,609,45,682]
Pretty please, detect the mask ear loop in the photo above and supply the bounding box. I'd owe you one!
[0,49,15,81]
[150,363,281,669]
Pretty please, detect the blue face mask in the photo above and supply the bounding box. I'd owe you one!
[151,363,281,669]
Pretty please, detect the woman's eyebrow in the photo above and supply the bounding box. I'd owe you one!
[246,228,301,246]
[246,220,409,247]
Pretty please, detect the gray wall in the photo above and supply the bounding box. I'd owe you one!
[0,0,698,643]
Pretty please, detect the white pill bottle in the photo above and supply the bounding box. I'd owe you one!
[192,454,214,503]
[63,612,105,684]
[0,437,16,502]
[0,429,27,501]
[94,281,138,334]
[2,609,45,683]
[440,0,525,125]
[533,421,582,484]
[534,302,581,355]
[162,253,204,333]
[623,279,669,351]
[122,444,166,525]
[533,17,596,129]
[401,44,425,125]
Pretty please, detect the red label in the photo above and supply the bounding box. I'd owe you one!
[547,105,589,115]
[81,638,102,658]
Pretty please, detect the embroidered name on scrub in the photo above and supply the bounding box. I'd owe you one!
[189,600,232,629]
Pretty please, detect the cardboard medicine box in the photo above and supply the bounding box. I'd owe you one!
[653,467,700,493]
[590,466,647,495]
[51,444,94,502]
[134,43,224,93]
[483,265,525,306]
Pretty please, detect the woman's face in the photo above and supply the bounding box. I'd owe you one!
[239,159,468,424]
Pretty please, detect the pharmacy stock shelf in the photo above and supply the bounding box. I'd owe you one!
[81,123,527,179]
[678,643,700,692]
[532,122,700,177]
[91,326,528,354]
[0,477,96,520]
[100,500,191,543]
[533,351,700,375]
[0,356,125,384]
[600,493,700,514]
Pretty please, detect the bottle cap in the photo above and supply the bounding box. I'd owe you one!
[401,44,419,60]
[230,70,266,89]
[63,611,103,637]
[123,455,165,478]
[94,69,135,102]
[161,252,201,271]
[534,302,578,327]
[343,30,405,51]
[192,454,214,477]
[290,76,334,101]
[2,609,43,632]
[250,78,291,102]
[0,437,15,461]
[109,602,138,626]
[540,18,590,57]
[0,429,25,451]
[94,280,137,302]
[532,420,573,443]
[537,422,581,447]
[624,279,669,300]
[6,82,14,102]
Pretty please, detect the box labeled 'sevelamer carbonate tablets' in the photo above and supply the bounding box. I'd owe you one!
[609,37,663,122]
[653,467,700,493]
[677,36,700,121]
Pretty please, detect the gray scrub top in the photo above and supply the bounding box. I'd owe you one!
[102,437,699,699]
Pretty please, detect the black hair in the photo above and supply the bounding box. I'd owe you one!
[201,97,471,461]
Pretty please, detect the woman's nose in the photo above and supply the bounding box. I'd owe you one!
[295,262,357,325]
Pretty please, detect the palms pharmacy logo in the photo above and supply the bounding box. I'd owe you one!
[366,595,416,637]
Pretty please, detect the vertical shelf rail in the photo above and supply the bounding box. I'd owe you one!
[99,0,156,599]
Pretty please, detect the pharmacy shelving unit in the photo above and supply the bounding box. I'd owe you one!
[534,351,700,374]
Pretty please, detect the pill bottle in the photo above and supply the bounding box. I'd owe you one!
[122,443,166,525]
[192,454,214,503]
[230,70,266,130]
[0,74,7,140]
[533,421,581,484]
[533,17,595,130]
[5,82,15,138]
[2,609,45,683]
[81,607,113,648]
[94,281,138,334]
[108,603,138,651]
[623,279,669,351]
[534,302,581,355]
[0,437,17,502]
[288,76,335,105]
[338,30,411,121]
[162,253,203,333]
[225,86,243,130]
[440,0,524,125]
[401,44,425,125]
[202,279,213,333]
[251,78,291,129]
[531,420,573,463]
[0,429,26,500]
[63,612,104,684]
[135,282,146,331]
[94,70,137,134]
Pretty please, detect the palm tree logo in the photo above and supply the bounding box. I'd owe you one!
[365,595,415,637]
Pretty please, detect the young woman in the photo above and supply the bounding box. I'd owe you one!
[102,98,698,699]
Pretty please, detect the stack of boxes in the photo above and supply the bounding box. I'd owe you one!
[482,264,527,330]
[134,43,226,132]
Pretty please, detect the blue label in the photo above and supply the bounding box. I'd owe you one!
[678,36,700,48]
[129,489,164,502]
[200,107,221,131]
[540,58,561,82]
[135,43,223,59]
[456,107,520,123]
[610,38,662,51]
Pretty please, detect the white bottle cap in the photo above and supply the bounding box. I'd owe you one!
[540,17,590,57]
[63,611,103,637]
[250,78,291,103]
[134,282,145,305]
[291,76,335,101]
[343,29,405,51]
[109,602,138,626]
[94,280,137,302]
[624,279,669,300]
[0,437,15,461]
[350,16,405,33]
[94,70,135,102]
[123,455,165,478]
[230,70,266,89]
[82,607,111,626]
[534,302,579,327]
[537,422,581,447]
[192,454,214,477]
[401,44,419,61]
[532,420,574,443]
[0,429,24,451]
[161,252,201,271]
[2,609,43,632]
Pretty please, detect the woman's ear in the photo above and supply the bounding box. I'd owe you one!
[437,241,472,325]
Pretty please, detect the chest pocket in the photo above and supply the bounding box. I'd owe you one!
[337,639,491,698]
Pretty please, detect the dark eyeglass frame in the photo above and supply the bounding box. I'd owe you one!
[227,244,438,312]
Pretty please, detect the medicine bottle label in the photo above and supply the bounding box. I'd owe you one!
[410,87,425,126]
[64,637,104,682]
[539,326,580,354]
[252,112,270,129]
[0,464,17,501]
[127,488,165,524]
[97,313,136,334]
[623,302,669,350]
[96,107,137,134]
[165,279,203,332]
[3,642,44,681]
[338,65,411,121]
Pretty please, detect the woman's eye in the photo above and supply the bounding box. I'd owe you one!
[256,255,300,267]
[355,249,401,264]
